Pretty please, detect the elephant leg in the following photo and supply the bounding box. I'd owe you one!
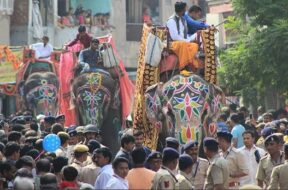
[101,108,121,156]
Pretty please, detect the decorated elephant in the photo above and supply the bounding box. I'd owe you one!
[71,68,121,153]
[145,73,225,155]
[19,72,59,116]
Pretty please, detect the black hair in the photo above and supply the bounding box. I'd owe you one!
[275,108,287,119]
[120,134,135,148]
[204,144,219,152]
[219,113,228,122]
[8,131,22,142]
[36,159,51,173]
[133,130,144,137]
[51,123,64,135]
[40,173,58,185]
[131,147,146,165]
[175,2,187,13]
[42,36,49,41]
[26,149,40,160]
[4,142,20,157]
[11,124,25,132]
[52,156,68,173]
[30,122,39,132]
[87,140,101,153]
[179,158,193,171]
[230,113,240,124]
[112,157,129,169]
[62,166,78,181]
[242,130,255,138]
[188,5,202,13]
[15,156,34,169]
[58,134,69,146]
[94,147,113,163]
[229,103,237,112]
[0,160,15,175]
[15,168,33,178]
[0,142,5,152]
[78,25,86,32]
[20,144,33,157]
[25,130,37,138]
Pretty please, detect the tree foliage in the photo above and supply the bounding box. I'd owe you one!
[218,0,288,105]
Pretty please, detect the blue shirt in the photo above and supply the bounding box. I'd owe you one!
[183,12,209,35]
[231,124,246,148]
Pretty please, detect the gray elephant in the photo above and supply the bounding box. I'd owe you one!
[71,67,121,154]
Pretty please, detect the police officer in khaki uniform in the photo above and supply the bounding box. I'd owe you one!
[217,131,249,189]
[151,148,179,190]
[79,146,101,186]
[256,134,285,188]
[70,144,89,179]
[176,154,193,189]
[268,143,288,189]
[183,140,209,189]
[203,137,229,190]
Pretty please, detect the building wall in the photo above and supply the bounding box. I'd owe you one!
[0,15,10,44]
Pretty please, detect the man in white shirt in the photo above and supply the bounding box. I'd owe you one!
[31,36,53,60]
[239,131,266,185]
[105,157,129,189]
[166,2,196,42]
[94,147,114,189]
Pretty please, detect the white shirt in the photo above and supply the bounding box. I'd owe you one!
[31,42,53,60]
[105,174,129,189]
[238,145,266,185]
[166,14,196,42]
[94,164,114,189]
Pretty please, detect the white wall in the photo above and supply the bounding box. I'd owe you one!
[0,15,10,45]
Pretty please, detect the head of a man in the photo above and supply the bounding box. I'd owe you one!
[175,2,187,16]
[243,131,255,149]
[112,157,129,179]
[263,113,273,123]
[265,135,281,155]
[179,154,193,174]
[42,36,49,46]
[121,134,135,152]
[133,130,144,148]
[93,147,112,167]
[217,131,232,151]
[203,137,219,159]
[162,148,179,171]
[73,145,89,163]
[188,5,202,20]
[184,141,198,161]
[78,25,86,36]
[146,151,162,172]
[131,147,146,166]
[90,39,100,51]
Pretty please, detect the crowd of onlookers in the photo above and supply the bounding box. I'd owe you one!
[57,6,114,30]
[0,104,288,189]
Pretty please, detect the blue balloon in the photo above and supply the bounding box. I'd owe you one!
[43,134,61,152]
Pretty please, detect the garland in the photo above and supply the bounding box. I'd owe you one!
[0,46,21,70]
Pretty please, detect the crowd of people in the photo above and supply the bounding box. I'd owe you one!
[0,103,288,189]
[57,6,113,30]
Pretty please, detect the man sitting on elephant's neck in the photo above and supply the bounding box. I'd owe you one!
[78,38,104,73]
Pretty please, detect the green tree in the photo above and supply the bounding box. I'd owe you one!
[218,0,288,108]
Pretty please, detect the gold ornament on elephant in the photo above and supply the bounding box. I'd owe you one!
[201,28,217,84]
[132,24,166,150]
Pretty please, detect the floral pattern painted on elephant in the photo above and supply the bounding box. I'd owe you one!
[145,74,224,147]
[163,75,209,143]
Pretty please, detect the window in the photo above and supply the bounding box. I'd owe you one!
[126,0,160,41]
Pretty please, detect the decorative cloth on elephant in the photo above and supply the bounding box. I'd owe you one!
[171,41,199,70]
[144,33,165,67]
[58,52,78,126]
[98,35,135,127]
